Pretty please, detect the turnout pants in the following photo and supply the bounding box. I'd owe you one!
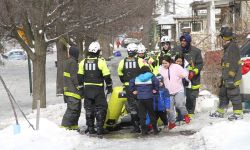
[61,96,82,128]
[218,85,242,111]
[84,85,108,133]
[124,86,140,129]
[185,88,199,114]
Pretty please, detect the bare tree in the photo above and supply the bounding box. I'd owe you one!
[0,0,156,107]
[0,0,74,109]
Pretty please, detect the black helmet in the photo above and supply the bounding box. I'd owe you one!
[220,26,233,37]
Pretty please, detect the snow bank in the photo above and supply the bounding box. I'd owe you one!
[200,120,250,150]
[0,118,81,150]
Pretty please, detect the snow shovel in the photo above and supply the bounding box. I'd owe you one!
[0,75,21,134]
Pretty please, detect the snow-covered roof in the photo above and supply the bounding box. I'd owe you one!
[155,14,192,25]
[155,15,175,25]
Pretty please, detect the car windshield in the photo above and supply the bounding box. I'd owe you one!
[240,40,250,57]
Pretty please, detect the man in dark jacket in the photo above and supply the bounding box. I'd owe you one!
[173,33,203,118]
[61,46,82,130]
[210,26,243,121]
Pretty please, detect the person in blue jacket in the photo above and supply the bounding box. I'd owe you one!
[154,76,170,127]
[145,76,170,130]
[129,66,159,135]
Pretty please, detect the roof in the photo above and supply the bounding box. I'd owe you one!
[155,15,175,25]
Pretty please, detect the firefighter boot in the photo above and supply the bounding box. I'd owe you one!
[131,114,141,133]
[152,124,160,135]
[85,109,96,134]
[96,110,109,135]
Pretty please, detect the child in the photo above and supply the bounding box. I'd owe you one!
[145,76,170,131]
[174,54,190,122]
[129,66,159,135]
[154,76,170,127]
[159,55,190,130]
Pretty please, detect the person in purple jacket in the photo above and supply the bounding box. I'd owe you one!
[129,66,160,135]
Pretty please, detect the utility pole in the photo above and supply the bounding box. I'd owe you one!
[209,0,216,51]
[173,0,176,14]
[165,0,170,15]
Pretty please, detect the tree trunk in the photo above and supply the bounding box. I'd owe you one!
[56,39,68,95]
[84,36,95,57]
[99,34,112,60]
[32,45,46,109]
[76,35,84,61]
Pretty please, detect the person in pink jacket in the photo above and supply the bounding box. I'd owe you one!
[159,55,190,129]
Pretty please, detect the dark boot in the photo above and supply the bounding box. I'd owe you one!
[131,114,141,133]
[86,127,97,134]
[141,124,148,136]
[152,124,160,135]
[85,108,96,134]
[96,110,108,135]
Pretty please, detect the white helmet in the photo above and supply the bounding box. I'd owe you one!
[88,41,100,53]
[127,43,138,52]
[161,36,171,43]
[137,44,146,53]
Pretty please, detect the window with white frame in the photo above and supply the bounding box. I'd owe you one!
[191,21,202,32]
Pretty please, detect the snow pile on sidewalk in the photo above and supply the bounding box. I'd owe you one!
[0,118,81,150]
[1,90,250,150]
[200,121,250,150]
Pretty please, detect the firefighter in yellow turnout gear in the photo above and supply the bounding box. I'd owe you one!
[78,41,113,135]
[61,46,82,130]
[137,43,155,72]
[117,43,148,133]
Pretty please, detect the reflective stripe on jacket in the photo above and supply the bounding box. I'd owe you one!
[63,57,81,99]
[117,57,147,85]
[78,57,111,86]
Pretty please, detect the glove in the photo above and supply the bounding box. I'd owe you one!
[77,85,84,98]
[225,79,235,89]
[106,85,113,94]
[188,66,199,75]
[188,71,195,80]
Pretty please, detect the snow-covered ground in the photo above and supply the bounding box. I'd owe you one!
[1,48,250,150]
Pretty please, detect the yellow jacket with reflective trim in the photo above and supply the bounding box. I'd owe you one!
[117,57,148,85]
[78,57,111,86]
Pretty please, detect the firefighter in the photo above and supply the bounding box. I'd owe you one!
[173,33,203,118]
[61,46,82,130]
[137,43,155,71]
[117,43,148,133]
[78,41,113,135]
[153,36,174,75]
[210,26,243,121]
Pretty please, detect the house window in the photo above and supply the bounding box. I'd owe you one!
[161,29,169,36]
[180,21,190,29]
[192,21,202,32]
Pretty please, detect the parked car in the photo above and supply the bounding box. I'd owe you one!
[122,38,140,48]
[240,34,250,102]
[2,49,27,60]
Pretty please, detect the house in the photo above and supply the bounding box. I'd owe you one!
[155,0,250,51]
[190,0,250,50]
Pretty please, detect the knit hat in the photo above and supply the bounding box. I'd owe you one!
[180,33,191,52]
[140,66,151,74]
[69,46,79,60]
[180,33,192,43]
